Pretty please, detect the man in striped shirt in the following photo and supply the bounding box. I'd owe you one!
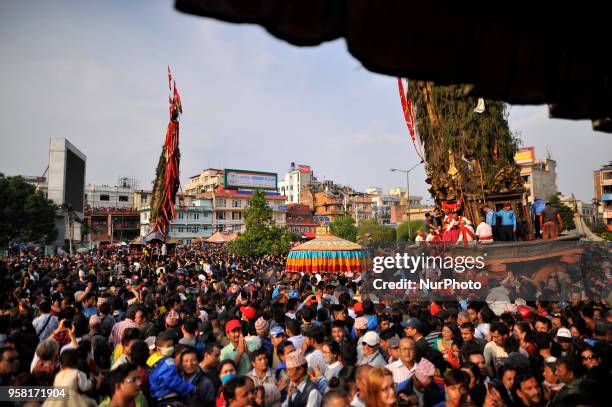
[110,306,138,347]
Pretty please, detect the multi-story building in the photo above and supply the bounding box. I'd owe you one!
[85,184,134,209]
[313,190,372,225]
[84,207,140,243]
[593,162,612,231]
[366,187,401,225]
[390,205,436,224]
[559,195,597,226]
[388,187,423,208]
[202,187,287,232]
[184,168,224,195]
[279,163,313,204]
[138,194,213,245]
[519,158,558,203]
[286,204,318,238]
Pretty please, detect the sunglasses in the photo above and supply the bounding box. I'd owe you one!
[582,355,597,361]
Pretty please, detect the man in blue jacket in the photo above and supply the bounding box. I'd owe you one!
[147,331,195,405]
[496,203,517,241]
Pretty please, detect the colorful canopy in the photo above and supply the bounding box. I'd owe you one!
[206,231,238,243]
[286,234,369,273]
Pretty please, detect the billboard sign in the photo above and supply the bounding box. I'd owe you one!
[224,169,277,190]
[514,146,535,165]
[298,165,311,173]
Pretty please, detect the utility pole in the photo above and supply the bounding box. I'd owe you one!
[391,160,424,240]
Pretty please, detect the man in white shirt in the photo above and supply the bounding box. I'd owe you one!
[385,337,417,386]
[475,217,494,243]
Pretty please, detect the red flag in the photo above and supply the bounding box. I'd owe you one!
[397,78,426,162]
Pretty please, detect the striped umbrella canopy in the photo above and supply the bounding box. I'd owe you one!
[286,234,370,274]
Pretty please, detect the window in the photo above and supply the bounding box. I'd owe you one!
[232,212,242,220]
[119,195,129,202]
[216,212,225,220]
[232,200,240,208]
[178,227,184,233]
[217,199,226,208]
[194,213,199,220]
[100,194,110,201]
[178,213,184,219]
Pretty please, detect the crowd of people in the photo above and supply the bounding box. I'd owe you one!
[0,242,610,407]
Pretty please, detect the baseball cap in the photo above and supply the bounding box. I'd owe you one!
[362,331,380,346]
[225,319,243,334]
[240,306,256,320]
[556,327,572,340]
[270,326,285,337]
[402,318,425,332]
[388,335,400,349]
[353,302,363,313]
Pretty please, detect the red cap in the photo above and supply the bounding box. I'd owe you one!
[354,302,363,313]
[225,319,242,334]
[240,306,256,320]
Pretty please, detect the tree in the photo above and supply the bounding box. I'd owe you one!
[548,194,576,231]
[227,190,292,256]
[329,214,358,242]
[0,174,58,247]
[357,219,396,244]
[396,220,425,241]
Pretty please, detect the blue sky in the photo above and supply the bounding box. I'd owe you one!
[1,1,610,203]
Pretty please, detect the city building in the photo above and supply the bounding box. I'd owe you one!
[84,207,140,243]
[201,186,287,232]
[593,162,612,231]
[388,187,423,208]
[312,190,372,225]
[559,195,597,226]
[184,168,224,195]
[518,156,558,203]
[286,204,318,238]
[138,193,214,244]
[85,184,135,209]
[366,187,401,225]
[279,163,313,204]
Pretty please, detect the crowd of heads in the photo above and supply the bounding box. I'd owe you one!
[0,242,610,407]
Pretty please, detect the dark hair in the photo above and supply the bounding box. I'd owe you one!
[286,319,301,337]
[218,359,237,374]
[204,343,221,356]
[323,340,341,358]
[490,321,509,336]
[278,340,295,358]
[129,341,149,368]
[461,361,483,383]
[250,347,269,363]
[305,325,325,344]
[182,316,198,335]
[556,356,583,378]
[460,322,475,332]
[107,362,137,397]
[362,300,375,315]
[534,332,552,350]
[479,307,495,323]
[99,302,111,315]
[223,376,249,402]
[121,328,141,347]
[59,349,80,369]
[39,301,51,314]
[502,336,520,354]
[535,316,551,330]
[512,372,538,394]
[443,369,470,387]
[339,342,357,366]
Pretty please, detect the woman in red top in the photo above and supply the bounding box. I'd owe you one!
[514,322,537,357]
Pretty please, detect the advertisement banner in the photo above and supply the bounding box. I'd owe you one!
[224,169,277,190]
[514,146,535,165]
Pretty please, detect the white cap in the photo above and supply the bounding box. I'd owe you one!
[556,327,572,339]
[362,331,380,346]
